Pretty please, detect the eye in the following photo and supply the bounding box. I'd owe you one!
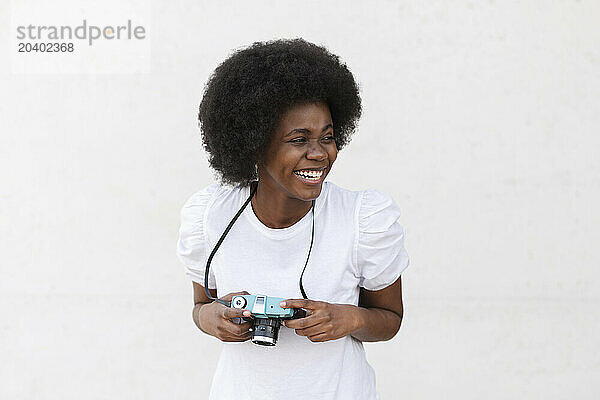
[290,137,307,144]
[321,135,334,142]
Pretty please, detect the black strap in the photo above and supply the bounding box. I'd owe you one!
[204,181,316,305]
[299,200,315,299]
[204,182,257,306]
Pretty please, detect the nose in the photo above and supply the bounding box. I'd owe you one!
[306,140,327,161]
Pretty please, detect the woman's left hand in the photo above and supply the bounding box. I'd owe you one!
[280,299,361,342]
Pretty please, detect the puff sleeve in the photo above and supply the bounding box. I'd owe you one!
[355,189,409,291]
[176,184,220,289]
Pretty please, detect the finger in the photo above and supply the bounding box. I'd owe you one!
[222,320,253,337]
[280,298,321,310]
[222,307,252,319]
[307,333,329,342]
[220,291,250,302]
[283,313,325,330]
[297,324,330,338]
[221,330,253,342]
[231,316,253,325]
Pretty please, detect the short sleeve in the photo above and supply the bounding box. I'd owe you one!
[176,184,220,289]
[355,189,409,291]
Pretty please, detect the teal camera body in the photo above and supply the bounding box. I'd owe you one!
[231,294,293,318]
[231,294,306,346]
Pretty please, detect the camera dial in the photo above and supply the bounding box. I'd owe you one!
[232,296,247,309]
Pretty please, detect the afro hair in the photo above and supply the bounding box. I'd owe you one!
[198,38,362,187]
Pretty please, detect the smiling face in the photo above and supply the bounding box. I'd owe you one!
[257,101,337,203]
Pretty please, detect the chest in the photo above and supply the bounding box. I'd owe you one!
[208,216,360,305]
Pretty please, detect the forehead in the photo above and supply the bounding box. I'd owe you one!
[276,101,332,134]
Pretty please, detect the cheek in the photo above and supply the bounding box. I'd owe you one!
[273,150,299,177]
[329,147,338,163]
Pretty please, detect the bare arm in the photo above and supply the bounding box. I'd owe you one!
[352,276,404,342]
[191,282,253,342]
[282,276,404,343]
[192,281,217,334]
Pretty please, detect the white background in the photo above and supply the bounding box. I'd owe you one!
[1,1,599,399]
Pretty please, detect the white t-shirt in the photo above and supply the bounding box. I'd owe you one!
[176,180,409,400]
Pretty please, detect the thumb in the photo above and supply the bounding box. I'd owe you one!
[220,291,250,301]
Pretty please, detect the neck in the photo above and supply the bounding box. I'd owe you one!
[250,180,314,229]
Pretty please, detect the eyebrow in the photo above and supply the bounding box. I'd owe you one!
[284,124,333,138]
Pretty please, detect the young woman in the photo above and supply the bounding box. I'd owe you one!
[177,38,409,399]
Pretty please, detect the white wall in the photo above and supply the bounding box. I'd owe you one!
[2,1,599,398]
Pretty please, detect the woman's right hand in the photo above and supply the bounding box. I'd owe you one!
[197,291,253,342]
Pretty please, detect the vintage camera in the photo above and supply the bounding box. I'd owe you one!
[231,294,306,346]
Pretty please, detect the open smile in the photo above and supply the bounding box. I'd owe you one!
[293,167,326,184]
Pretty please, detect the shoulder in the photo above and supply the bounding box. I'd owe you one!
[324,182,401,226]
[353,188,408,290]
[179,183,249,242]
[322,181,362,210]
[177,183,233,288]
[182,183,227,209]
[179,183,221,233]
[180,182,241,217]
[357,188,401,232]
[179,183,238,236]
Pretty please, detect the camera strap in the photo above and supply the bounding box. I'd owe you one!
[204,181,315,306]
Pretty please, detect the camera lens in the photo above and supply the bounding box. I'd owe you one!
[251,318,281,346]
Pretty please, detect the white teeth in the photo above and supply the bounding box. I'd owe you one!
[294,169,323,180]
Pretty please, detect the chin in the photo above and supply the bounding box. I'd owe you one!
[293,182,323,201]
